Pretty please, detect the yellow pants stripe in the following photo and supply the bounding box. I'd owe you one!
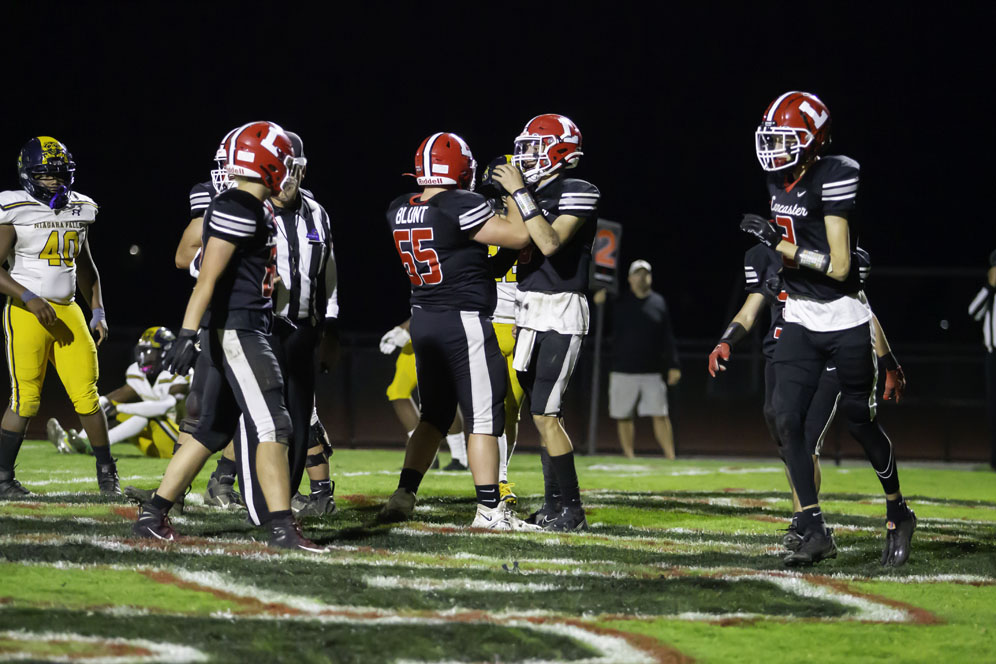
[3,300,19,414]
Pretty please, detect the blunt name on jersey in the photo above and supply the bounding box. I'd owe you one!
[394,205,428,225]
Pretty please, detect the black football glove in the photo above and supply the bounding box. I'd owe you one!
[164,328,199,376]
[478,154,513,199]
[740,213,783,249]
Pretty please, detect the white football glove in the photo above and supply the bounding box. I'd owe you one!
[379,326,410,354]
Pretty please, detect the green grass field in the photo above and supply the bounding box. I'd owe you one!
[1,441,995,663]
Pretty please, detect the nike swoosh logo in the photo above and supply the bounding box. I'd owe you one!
[826,367,837,372]
[797,190,806,197]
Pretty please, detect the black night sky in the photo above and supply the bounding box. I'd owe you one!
[3,4,993,347]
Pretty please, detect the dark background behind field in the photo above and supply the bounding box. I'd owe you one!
[1,4,993,460]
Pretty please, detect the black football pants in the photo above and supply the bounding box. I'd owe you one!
[763,359,840,458]
[773,321,899,508]
[237,317,321,525]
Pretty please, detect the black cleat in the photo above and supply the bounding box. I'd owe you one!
[132,507,177,541]
[293,483,337,519]
[525,502,562,527]
[442,459,468,471]
[882,509,917,567]
[123,486,185,514]
[96,461,122,496]
[203,475,244,509]
[781,524,804,552]
[783,527,837,567]
[544,505,588,532]
[268,519,325,553]
[0,469,30,499]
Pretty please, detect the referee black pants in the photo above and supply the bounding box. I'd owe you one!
[237,317,321,524]
[773,321,900,508]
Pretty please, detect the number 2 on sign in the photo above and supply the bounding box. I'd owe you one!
[394,228,442,286]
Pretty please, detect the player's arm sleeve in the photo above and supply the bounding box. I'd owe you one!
[322,208,339,319]
[821,159,859,216]
[448,192,494,238]
[743,248,770,295]
[116,395,176,418]
[203,197,258,246]
[189,184,211,220]
[557,181,600,219]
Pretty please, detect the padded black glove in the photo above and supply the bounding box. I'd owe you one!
[740,213,783,249]
[164,328,198,376]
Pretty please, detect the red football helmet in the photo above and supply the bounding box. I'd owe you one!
[755,92,832,172]
[224,121,294,194]
[411,132,476,189]
[512,114,583,184]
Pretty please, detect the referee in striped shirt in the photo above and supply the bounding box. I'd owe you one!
[968,249,996,470]
[246,131,340,519]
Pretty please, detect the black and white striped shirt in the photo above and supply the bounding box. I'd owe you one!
[272,189,338,323]
[968,250,996,352]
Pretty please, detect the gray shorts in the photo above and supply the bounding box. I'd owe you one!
[609,372,668,419]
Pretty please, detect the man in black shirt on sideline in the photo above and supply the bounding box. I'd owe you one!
[595,260,681,458]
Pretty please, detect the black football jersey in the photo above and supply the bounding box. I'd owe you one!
[386,189,496,314]
[516,177,600,293]
[189,181,215,220]
[200,188,277,331]
[744,244,787,361]
[766,155,860,301]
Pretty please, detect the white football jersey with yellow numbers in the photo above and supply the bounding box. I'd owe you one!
[0,190,98,304]
[124,362,189,421]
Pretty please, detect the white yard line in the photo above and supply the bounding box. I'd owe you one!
[0,629,208,663]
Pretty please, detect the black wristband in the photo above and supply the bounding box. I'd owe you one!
[880,351,900,371]
[718,322,748,348]
[511,187,542,221]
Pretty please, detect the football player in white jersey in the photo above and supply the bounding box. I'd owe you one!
[47,327,189,458]
[0,137,119,498]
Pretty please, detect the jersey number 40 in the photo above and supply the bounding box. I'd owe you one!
[39,230,80,267]
[394,228,442,286]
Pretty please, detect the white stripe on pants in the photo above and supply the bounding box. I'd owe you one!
[460,311,494,434]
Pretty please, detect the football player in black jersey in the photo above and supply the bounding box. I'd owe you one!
[133,121,320,551]
[378,132,536,530]
[489,114,600,532]
[709,247,904,550]
[740,92,914,566]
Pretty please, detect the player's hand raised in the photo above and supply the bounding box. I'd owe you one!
[739,213,782,249]
[708,343,731,378]
[492,164,526,194]
[164,328,199,376]
[25,297,57,326]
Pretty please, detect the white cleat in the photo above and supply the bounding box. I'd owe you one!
[471,503,541,531]
[46,418,73,454]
